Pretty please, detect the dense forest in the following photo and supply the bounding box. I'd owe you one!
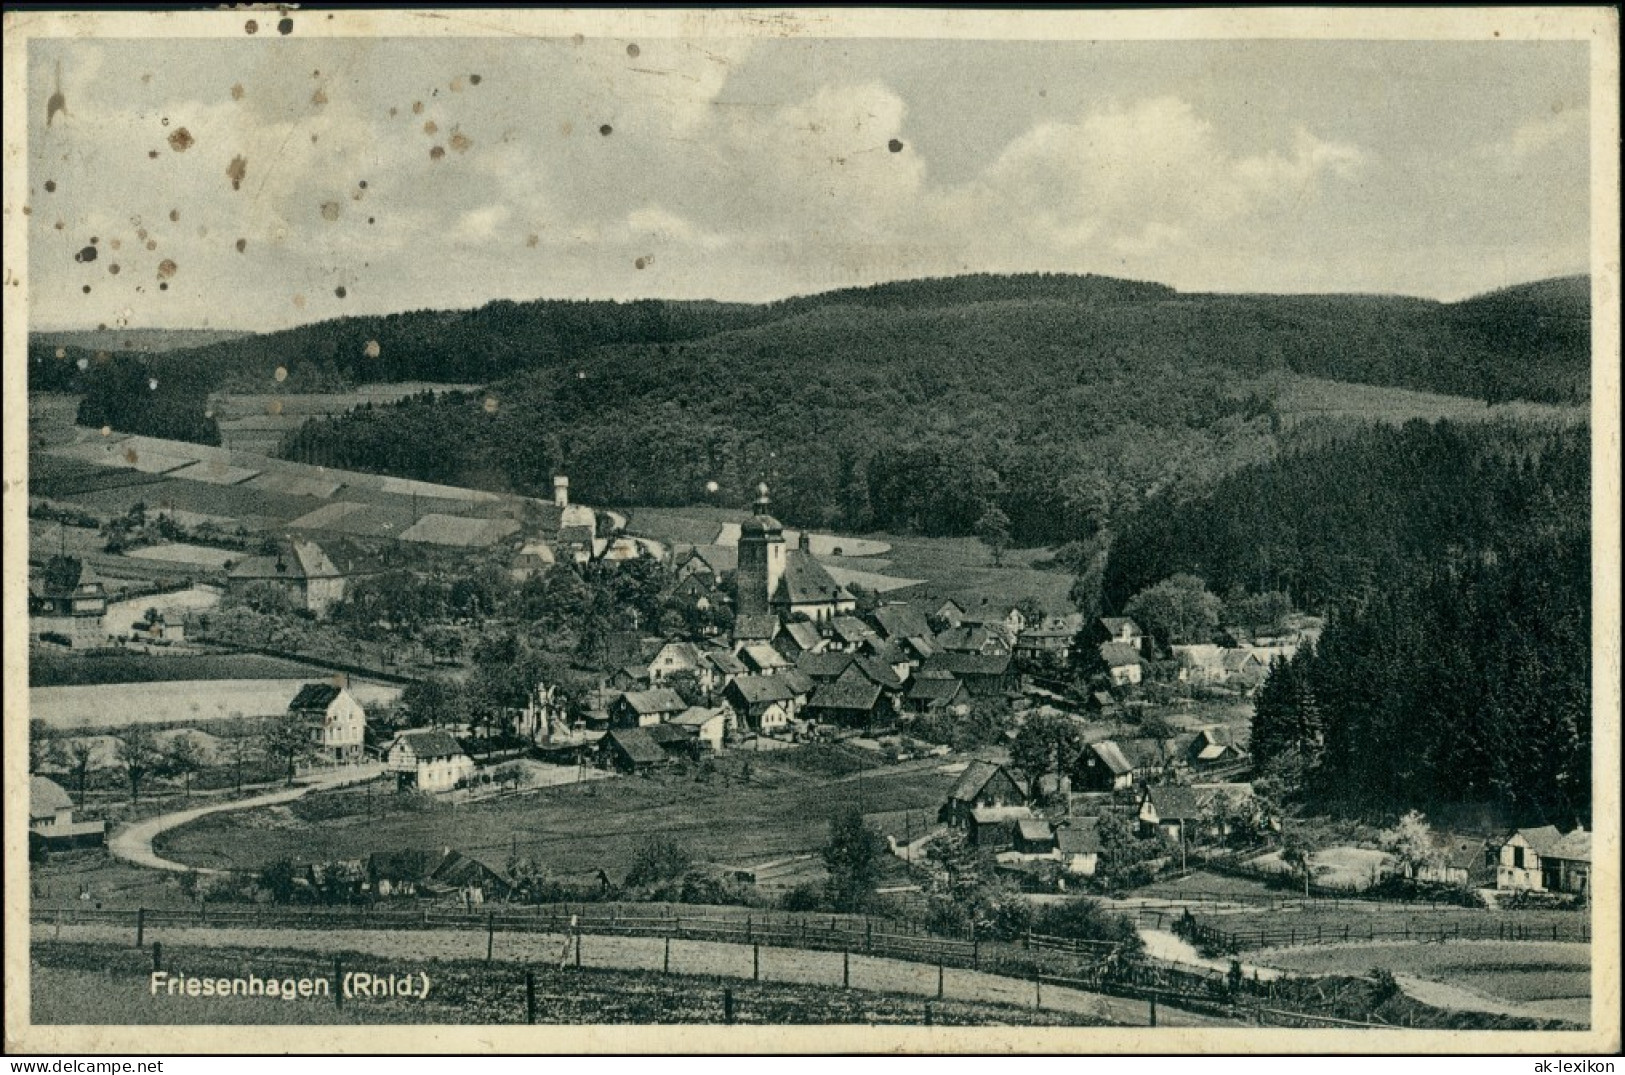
[1109,420,1590,823]
[28,273,1589,530]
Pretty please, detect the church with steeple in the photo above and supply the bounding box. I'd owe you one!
[736,484,855,625]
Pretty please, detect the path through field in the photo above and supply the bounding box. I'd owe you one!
[109,764,383,873]
[41,923,1232,1027]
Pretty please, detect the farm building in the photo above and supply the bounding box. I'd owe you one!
[722,675,801,734]
[705,648,749,689]
[1187,726,1249,770]
[670,706,731,752]
[1099,643,1144,687]
[1054,818,1103,877]
[1415,833,1497,888]
[609,689,688,729]
[29,555,109,648]
[737,642,792,675]
[1014,623,1072,662]
[869,604,933,644]
[226,539,346,616]
[939,761,1028,827]
[29,775,105,854]
[385,729,475,792]
[920,652,1014,697]
[932,599,967,627]
[934,623,1013,657]
[827,615,880,652]
[602,727,668,773]
[1098,617,1145,649]
[643,641,713,691]
[803,671,888,729]
[968,805,1035,850]
[1171,644,1228,684]
[288,682,367,763]
[1137,785,1206,842]
[906,668,969,713]
[1496,826,1590,895]
[1074,739,1136,793]
[774,620,826,660]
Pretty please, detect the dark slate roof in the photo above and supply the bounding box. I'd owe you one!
[947,761,1013,803]
[922,652,1012,678]
[706,649,748,676]
[671,706,728,728]
[733,613,780,641]
[394,729,464,760]
[798,651,857,681]
[829,616,878,645]
[619,688,687,715]
[1089,740,1135,776]
[1100,642,1143,668]
[850,655,905,691]
[934,624,1009,653]
[1055,818,1103,855]
[861,638,908,666]
[1017,819,1055,843]
[773,549,852,606]
[1509,825,1564,854]
[606,727,666,765]
[807,675,882,713]
[781,621,823,651]
[427,850,509,894]
[1119,738,1173,770]
[870,604,932,641]
[907,673,966,702]
[1144,785,1205,821]
[646,723,694,746]
[1547,827,1590,863]
[727,674,799,705]
[289,683,343,712]
[738,642,791,671]
[780,669,816,697]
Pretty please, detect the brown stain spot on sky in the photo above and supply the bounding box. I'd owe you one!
[449,131,472,153]
[423,120,438,136]
[169,208,180,222]
[146,239,157,251]
[167,128,195,152]
[560,121,573,136]
[635,256,648,270]
[312,88,328,107]
[227,155,249,191]
[108,264,120,275]
[335,286,348,299]
[599,124,613,136]
[572,33,585,46]
[44,180,57,193]
[363,340,381,358]
[137,228,148,240]
[244,19,258,34]
[389,106,398,117]
[159,282,169,291]
[82,285,91,294]
[321,201,342,222]
[367,217,376,225]
[156,258,178,281]
[888,138,904,153]
[429,146,446,161]
[235,238,248,253]
[110,239,121,250]
[148,150,160,160]
[359,180,368,190]
[526,234,539,248]
[55,220,65,230]
[627,43,641,58]
[278,17,294,35]
[450,77,464,93]
[231,83,245,101]
[75,245,97,263]
[470,74,482,86]
[412,101,424,115]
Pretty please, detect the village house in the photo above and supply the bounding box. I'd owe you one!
[859,638,914,684]
[385,729,476,792]
[869,604,934,645]
[705,647,749,691]
[29,775,105,855]
[959,603,1026,638]
[1099,642,1144,687]
[723,674,801,735]
[28,555,109,648]
[1099,616,1145,650]
[827,615,881,652]
[671,705,731,752]
[774,620,826,661]
[602,726,668,773]
[1074,740,1136,793]
[609,688,689,729]
[1171,644,1229,684]
[1496,826,1590,895]
[1014,623,1072,663]
[644,641,713,692]
[129,612,186,645]
[939,760,1027,827]
[737,641,792,676]
[906,668,971,713]
[920,651,1015,697]
[968,805,1036,850]
[226,538,347,616]
[1415,833,1497,888]
[646,722,698,759]
[509,539,556,581]
[934,623,1013,657]
[1187,726,1249,770]
[1137,784,1206,842]
[1053,818,1103,878]
[731,613,780,645]
[288,682,367,763]
[932,599,968,627]
[803,669,890,729]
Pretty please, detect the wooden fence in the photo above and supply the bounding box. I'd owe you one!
[1185,916,1590,953]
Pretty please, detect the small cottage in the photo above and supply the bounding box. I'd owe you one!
[602,726,668,773]
[289,682,368,763]
[29,775,105,854]
[385,729,475,792]
[939,760,1027,827]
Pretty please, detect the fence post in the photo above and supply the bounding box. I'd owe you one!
[1034,972,1041,1010]
[151,941,162,971]
[937,963,945,999]
[664,935,671,974]
[924,1002,933,1027]
[866,920,873,952]
[843,950,850,988]
[135,907,145,948]
[973,939,980,970]
[1149,993,1157,1027]
[1552,924,1558,942]
[575,932,582,968]
[753,944,761,982]
[487,913,495,962]
[525,970,536,1024]
[746,915,752,943]
[334,956,343,1010]
[723,988,735,1024]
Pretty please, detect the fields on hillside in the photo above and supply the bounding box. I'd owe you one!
[156,748,962,878]
[1269,376,1590,428]
[211,383,482,454]
[30,650,328,687]
[31,678,403,729]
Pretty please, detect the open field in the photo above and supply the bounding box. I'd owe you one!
[1253,940,1590,1025]
[1268,376,1590,428]
[30,937,1127,1026]
[31,678,402,729]
[156,749,964,878]
[30,650,330,687]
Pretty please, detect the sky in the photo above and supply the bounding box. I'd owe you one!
[26,34,1592,331]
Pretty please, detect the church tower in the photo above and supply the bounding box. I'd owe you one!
[736,483,785,618]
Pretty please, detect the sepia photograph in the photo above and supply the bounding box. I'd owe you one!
[4,6,1618,1057]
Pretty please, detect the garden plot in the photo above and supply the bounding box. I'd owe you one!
[400,513,518,546]
[102,584,222,634]
[247,472,345,499]
[380,475,499,502]
[165,460,262,486]
[124,543,240,568]
[288,501,368,530]
[1248,846,1393,889]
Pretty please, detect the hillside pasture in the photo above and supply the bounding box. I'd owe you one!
[31,678,403,730]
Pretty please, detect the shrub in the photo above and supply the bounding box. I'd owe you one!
[780,882,827,913]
